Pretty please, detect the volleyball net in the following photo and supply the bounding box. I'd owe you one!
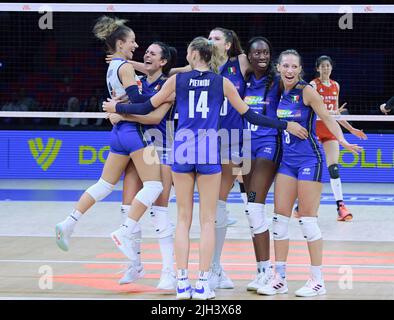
[0,3,393,183]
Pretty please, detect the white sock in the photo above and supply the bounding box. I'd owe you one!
[122,217,138,237]
[120,204,130,222]
[257,260,271,274]
[64,209,82,229]
[275,261,287,279]
[131,228,142,267]
[159,235,174,271]
[198,271,209,282]
[310,265,323,282]
[330,178,343,202]
[177,269,188,280]
[212,200,227,268]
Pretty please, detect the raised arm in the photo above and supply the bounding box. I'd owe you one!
[303,85,362,155]
[168,65,192,77]
[223,78,308,139]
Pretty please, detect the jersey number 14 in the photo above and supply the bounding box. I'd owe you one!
[189,90,209,119]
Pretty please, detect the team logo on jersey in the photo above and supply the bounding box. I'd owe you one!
[154,84,161,91]
[291,95,300,103]
[319,88,324,93]
[228,66,236,75]
[302,167,311,175]
[28,137,62,171]
[333,91,337,95]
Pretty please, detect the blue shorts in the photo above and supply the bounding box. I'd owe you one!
[110,122,148,156]
[277,161,323,182]
[243,136,282,163]
[171,163,221,175]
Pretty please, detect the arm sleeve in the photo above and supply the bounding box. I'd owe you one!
[385,96,394,111]
[125,85,153,103]
[243,108,287,130]
[115,99,154,115]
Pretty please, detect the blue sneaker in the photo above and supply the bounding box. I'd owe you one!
[193,280,215,300]
[176,279,192,300]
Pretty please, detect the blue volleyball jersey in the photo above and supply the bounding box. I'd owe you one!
[141,74,174,133]
[277,80,324,167]
[219,56,245,130]
[244,74,281,139]
[173,70,224,164]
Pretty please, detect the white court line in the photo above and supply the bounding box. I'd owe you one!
[0,297,146,300]
[1,259,394,269]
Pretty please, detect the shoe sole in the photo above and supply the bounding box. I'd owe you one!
[295,289,326,297]
[257,289,288,296]
[246,287,258,292]
[337,214,353,222]
[55,225,69,251]
[118,269,145,285]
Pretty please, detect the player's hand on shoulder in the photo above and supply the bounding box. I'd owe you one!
[286,122,308,139]
[105,54,114,64]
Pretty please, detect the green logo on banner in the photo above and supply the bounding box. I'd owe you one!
[28,138,62,171]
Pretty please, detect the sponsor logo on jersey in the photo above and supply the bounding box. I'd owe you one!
[244,96,264,105]
[277,109,302,119]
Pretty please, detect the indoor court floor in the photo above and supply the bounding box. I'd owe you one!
[0,180,393,300]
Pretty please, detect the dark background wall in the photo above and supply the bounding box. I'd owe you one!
[0,9,393,131]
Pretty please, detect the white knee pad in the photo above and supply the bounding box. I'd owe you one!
[272,214,290,240]
[135,181,163,208]
[86,178,114,202]
[245,203,269,235]
[150,206,174,238]
[299,216,322,242]
[215,200,228,229]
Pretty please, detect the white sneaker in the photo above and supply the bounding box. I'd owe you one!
[110,227,138,261]
[257,272,288,295]
[192,280,216,300]
[295,278,326,297]
[208,265,234,290]
[247,267,273,291]
[176,279,192,300]
[118,264,145,285]
[55,222,73,251]
[247,273,262,291]
[157,269,177,290]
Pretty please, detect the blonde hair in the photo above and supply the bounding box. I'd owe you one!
[93,16,132,53]
[189,36,221,74]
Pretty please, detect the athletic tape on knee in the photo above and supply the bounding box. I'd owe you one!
[151,206,174,238]
[245,203,269,235]
[135,181,163,208]
[328,164,340,179]
[86,178,114,202]
[215,200,228,229]
[272,214,290,240]
[299,217,322,242]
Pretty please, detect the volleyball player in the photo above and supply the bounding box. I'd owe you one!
[127,28,251,289]
[111,41,178,289]
[257,50,361,297]
[103,37,308,299]
[309,55,367,221]
[240,37,282,292]
[55,16,169,285]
